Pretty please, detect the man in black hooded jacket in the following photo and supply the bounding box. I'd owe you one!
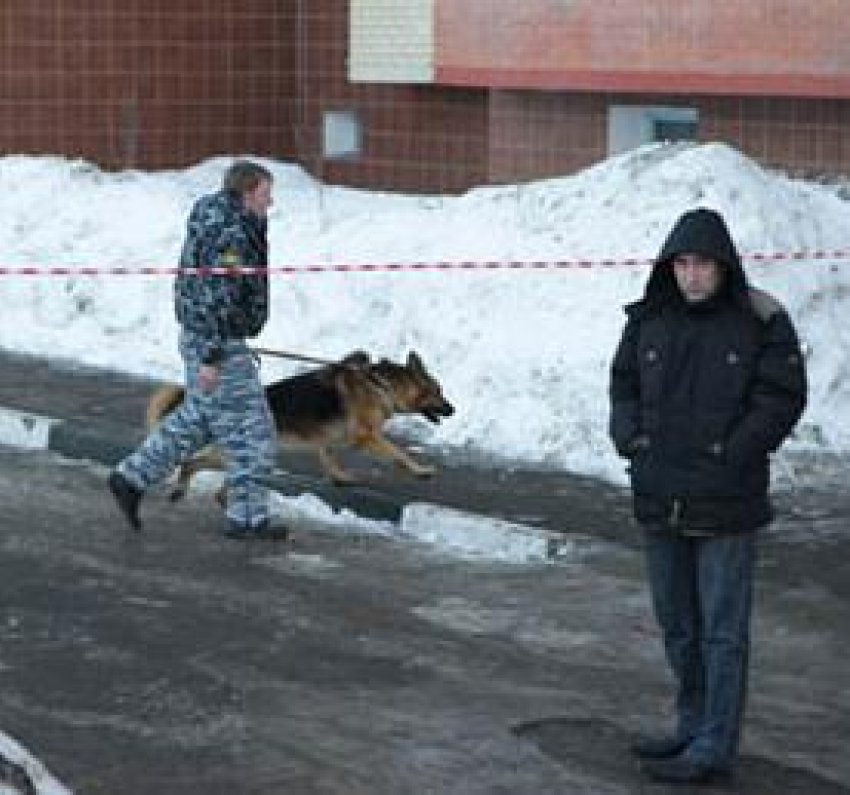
[609,208,806,784]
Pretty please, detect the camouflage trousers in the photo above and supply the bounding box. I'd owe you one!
[117,331,277,528]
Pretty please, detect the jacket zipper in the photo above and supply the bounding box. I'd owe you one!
[669,498,682,527]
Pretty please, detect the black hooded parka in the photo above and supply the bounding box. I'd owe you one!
[609,208,807,533]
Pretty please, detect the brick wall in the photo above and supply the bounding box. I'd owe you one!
[1,0,848,192]
[488,92,850,184]
[700,96,850,177]
[349,0,433,83]
[276,3,488,193]
[0,1,487,191]
[488,92,607,184]
[0,0,295,168]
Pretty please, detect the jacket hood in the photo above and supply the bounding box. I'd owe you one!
[633,208,749,313]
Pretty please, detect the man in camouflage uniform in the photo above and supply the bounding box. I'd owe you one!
[108,160,287,540]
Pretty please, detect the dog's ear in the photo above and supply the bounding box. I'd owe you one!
[342,350,370,368]
[407,351,424,373]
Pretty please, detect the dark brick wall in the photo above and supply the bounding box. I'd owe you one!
[1,1,848,193]
[0,0,295,168]
[488,91,850,184]
[282,5,488,193]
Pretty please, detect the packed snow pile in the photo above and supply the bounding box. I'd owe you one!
[1,142,848,484]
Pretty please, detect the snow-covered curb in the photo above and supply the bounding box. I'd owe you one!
[0,732,71,794]
[269,489,593,565]
[399,502,591,564]
[0,407,578,566]
[0,407,56,450]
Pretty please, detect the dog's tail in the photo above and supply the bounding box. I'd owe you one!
[146,384,185,430]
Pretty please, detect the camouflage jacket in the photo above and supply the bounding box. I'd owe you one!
[174,190,269,364]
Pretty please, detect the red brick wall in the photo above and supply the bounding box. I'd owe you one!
[287,5,487,193]
[278,2,850,186]
[435,0,850,98]
[488,91,607,183]
[0,0,295,168]
[2,1,848,192]
[700,96,850,176]
[0,1,488,191]
[488,92,850,184]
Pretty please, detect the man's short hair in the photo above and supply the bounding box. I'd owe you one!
[222,160,273,196]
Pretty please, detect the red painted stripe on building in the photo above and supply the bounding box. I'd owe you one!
[434,67,850,99]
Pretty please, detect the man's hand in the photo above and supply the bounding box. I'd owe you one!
[198,364,220,392]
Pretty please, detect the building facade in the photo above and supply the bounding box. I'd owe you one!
[1,0,848,192]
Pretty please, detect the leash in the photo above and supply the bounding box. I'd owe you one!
[250,347,335,366]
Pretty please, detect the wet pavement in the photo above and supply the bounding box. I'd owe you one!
[0,350,848,793]
[0,349,631,530]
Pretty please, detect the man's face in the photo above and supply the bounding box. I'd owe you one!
[673,254,723,303]
[243,178,273,218]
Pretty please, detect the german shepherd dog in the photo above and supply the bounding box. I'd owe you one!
[147,351,454,503]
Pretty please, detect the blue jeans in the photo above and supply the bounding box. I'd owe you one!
[643,529,756,769]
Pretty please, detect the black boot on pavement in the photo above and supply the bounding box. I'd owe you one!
[629,734,690,760]
[108,471,142,531]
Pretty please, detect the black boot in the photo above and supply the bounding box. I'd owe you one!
[629,734,690,760]
[108,471,142,531]
[225,518,289,541]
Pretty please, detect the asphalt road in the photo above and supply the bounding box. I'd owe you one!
[0,447,848,794]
